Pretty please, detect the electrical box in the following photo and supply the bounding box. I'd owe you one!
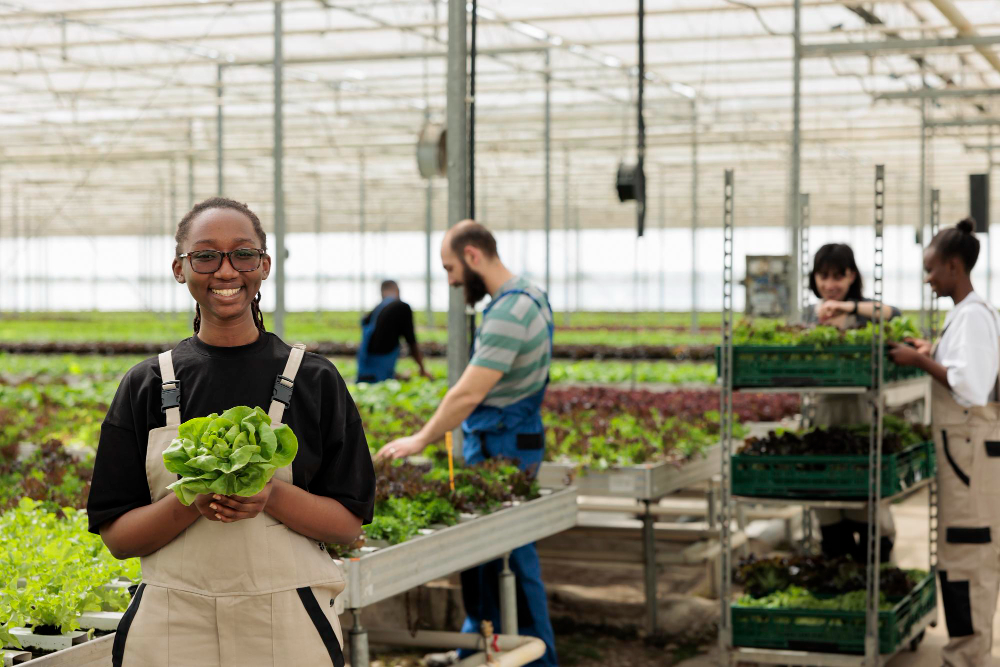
[744,255,793,318]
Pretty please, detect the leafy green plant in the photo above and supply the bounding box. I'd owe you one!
[0,498,139,636]
[734,317,921,348]
[163,406,298,505]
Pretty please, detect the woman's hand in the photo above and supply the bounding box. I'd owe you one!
[208,481,275,523]
[888,342,926,367]
[816,300,852,323]
[192,494,222,521]
[904,337,932,356]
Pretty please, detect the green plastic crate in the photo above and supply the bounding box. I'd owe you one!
[732,441,936,499]
[715,345,925,389]
[732,572,937,655]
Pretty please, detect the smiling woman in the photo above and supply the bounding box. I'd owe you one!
[85,197,376,667]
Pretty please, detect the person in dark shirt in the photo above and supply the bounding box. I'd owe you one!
[87,197,374,665]
[357,280,431,382]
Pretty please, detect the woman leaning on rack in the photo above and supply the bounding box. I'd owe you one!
[802,243,901,565]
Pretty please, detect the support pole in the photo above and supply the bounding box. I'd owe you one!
[170,158,178,313]
[216,64,224,196]
[544,49,552,296]
[349,609,369,667]
[468,0,476,220]
[574,206,581,313]
[636,0,646,237]
[315,175,322,313]
[642,500,657,636]
[447,0,469,459]
[359,155,366,312]
[272,0,286,339]
[499,553,518,636]
[187,122,195,210]
[690,99,699,333]
[789,0,802,320]
[563,147,570,326]
[659,169,666,314]
[987,129,993,303]
[425,178,433,326]
[919,73,928,333]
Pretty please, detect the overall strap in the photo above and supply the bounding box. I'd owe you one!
[269,343,307,423]
[158,350,181,427]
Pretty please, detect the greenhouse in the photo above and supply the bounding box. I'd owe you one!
[1,1,999,666]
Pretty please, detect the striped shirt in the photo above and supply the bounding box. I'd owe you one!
[470,276,553,408]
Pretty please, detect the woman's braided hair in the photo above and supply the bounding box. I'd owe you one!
[175,197,268,335]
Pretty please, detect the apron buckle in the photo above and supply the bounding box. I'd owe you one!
[272,376,295,406]
[160,381,181,411]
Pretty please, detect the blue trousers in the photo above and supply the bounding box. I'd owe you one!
[458,429,557,666]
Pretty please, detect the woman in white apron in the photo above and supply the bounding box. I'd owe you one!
[803,243,901,563]
[891,218,1000,667]
[86,198,376,667]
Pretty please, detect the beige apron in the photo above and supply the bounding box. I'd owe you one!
[932,306,1000,667]
[112,344,346,667]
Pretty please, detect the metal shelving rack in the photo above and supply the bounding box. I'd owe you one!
[717,166,938,666]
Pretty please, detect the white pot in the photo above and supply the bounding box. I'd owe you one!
[8,629,89,652]
[77,612,123,632]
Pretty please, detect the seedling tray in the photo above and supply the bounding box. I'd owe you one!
[716,345,924,389]
[732,572,936,655]
[732,441,935,499]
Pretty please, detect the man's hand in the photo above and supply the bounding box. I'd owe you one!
[888,342,925,367]
[208,481,275,523]
[374,434,427,462]
[904,337,932,356]
[816,300,851,323]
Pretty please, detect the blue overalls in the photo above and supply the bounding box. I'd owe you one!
[357,297,401,383]
[459,288,557,667]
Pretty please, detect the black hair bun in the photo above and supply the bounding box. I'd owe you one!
[957,218,976,234]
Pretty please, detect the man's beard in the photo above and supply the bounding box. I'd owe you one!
[462,261,488,306]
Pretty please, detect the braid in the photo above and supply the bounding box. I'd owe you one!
[176,197,268,334]
[251,292,267,334]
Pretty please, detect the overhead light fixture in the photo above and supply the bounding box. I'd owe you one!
[344,68,366,80]
[208,49,219,59]
[225,53,236,63]
[548,35,564,46]
[510,21,549,41]
[569,44,585,54]
[603,55,622,68]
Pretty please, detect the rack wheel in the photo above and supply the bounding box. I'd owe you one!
[909,630,926,652]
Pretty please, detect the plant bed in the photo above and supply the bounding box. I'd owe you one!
[5,630,89,653]
[2,650,31,666]
[75,612,123,633]
[732,420,935,499]
[732,571,936,655]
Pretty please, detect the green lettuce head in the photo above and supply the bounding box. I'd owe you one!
[163,406,298,505]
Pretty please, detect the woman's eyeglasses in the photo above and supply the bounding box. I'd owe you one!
[178,248,265,274]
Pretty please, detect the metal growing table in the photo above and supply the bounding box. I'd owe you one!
[337,487,578,667]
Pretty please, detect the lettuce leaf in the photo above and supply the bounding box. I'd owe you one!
[163,406,298,505]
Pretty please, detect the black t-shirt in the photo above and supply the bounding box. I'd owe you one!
[86,332,376,534]
[362,300,417,354]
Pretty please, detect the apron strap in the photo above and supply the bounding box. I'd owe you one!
[268,343,307,423]
[158,350,181,427]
